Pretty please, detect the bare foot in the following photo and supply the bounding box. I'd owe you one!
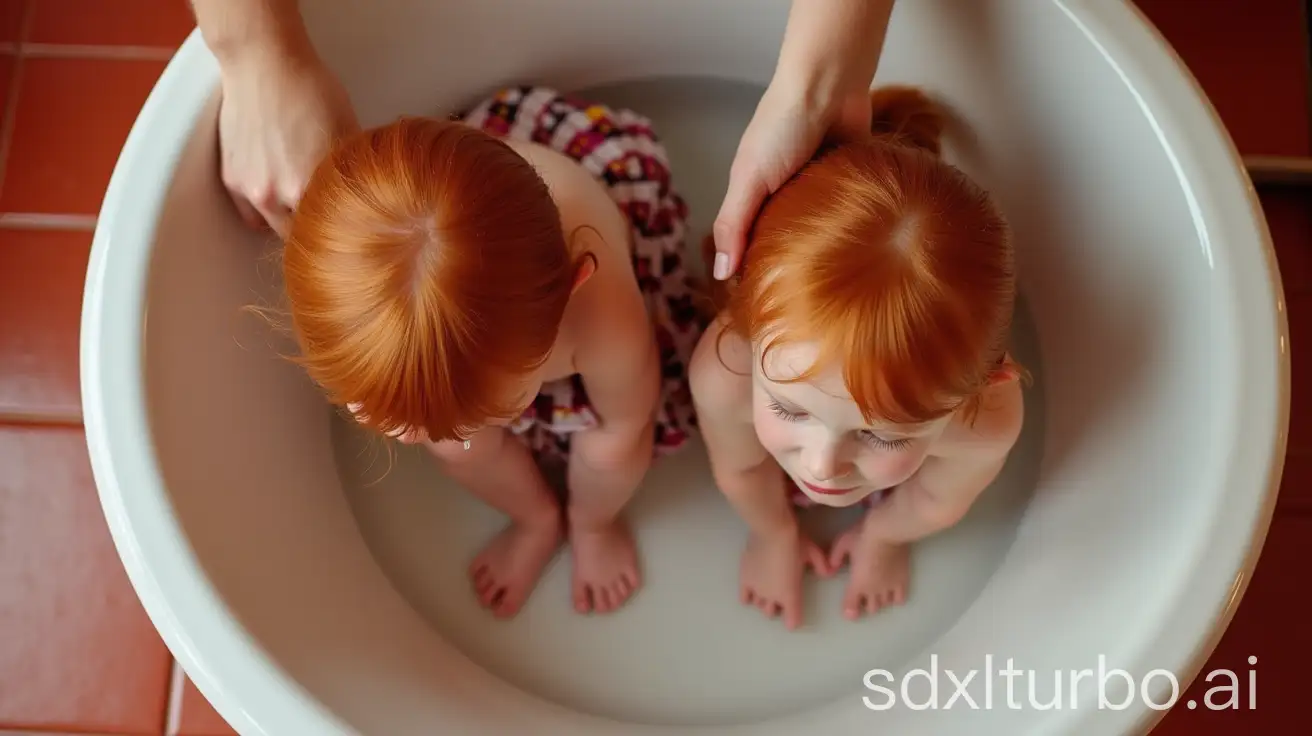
[829,525,909,620]
[469,516,563,618]
[570,520,641,614]
[739,527,832,630]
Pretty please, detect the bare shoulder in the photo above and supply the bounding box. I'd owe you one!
[507,140,630,256]
[689,312,753,417]
[935,376,1025,459]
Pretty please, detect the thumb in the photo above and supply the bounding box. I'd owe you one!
[711,166,770,281]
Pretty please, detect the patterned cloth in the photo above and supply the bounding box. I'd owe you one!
[457,86,704,464]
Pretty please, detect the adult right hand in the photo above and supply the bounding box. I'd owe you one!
[710,80,872,280]
[216,51,358,238]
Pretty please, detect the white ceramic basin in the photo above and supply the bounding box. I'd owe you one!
[81,0,1289,734]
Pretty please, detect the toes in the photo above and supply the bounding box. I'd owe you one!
[573,582,592,613]
[842,590,862,620]
[610,580,631,608]
[494,588,526,618]
[481,583,505,609]
[867,593,883,614]
[783,604,801,631]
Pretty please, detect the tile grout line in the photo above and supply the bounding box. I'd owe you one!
[0,731,139,736]
[0,56,19,201]
[165,658,186,736]
[19,42,179,61]
[0,410,83,427]
[0,212,98,229]
[0,1,32,202]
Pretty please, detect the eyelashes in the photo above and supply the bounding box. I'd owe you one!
[766,400,913,451]
[767,400,803,422]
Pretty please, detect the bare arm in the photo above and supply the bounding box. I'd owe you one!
[188,0,355,236]
[565,288,662,529]
[189,0,315,65]
[689,316,797,539]
[860,380,1024,544]
[711,0,895,278]
[772,0,896,110]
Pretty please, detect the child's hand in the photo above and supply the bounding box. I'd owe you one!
[829,524,909,620]
[739,526,832,630]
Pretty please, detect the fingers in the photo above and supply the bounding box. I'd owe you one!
[827,537,851,571]
[221,162,304,239]
[228,192,267,231]
[806,544,834,578]
[710,165,770,281]
[259,201,293,240]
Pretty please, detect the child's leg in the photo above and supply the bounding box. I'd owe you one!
[425,426,563,619]
[564,423,654,614]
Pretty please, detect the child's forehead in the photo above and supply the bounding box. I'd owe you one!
[754,340,941,435]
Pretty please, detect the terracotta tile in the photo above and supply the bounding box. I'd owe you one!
[1261,189,1312,295]
[0,0,24,44]
[1150,514,1312,733]
[1133,0,1310,157]
[1,57,164,215]
[0,229,89,419]
[177,678,237,736]
[0,425,172,733]
[28,0,194,48]
[1276,454,1312,512]
[0,54,12,116]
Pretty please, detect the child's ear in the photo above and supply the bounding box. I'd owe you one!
[571,252,598,294]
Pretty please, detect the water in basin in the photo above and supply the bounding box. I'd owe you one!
[333,75,1046,727]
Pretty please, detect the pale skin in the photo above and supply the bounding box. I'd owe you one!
[689,315,1024,630]
[356,140,660,619]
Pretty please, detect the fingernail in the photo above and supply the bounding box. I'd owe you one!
[712,252,729,280]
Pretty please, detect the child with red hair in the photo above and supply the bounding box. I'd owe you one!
[690,86,1026,630]
[283,86,702,618]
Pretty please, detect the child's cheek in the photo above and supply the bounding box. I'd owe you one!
[751,409,795,457]
[858,443,931,487]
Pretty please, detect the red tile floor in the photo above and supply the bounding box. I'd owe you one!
[0,1,1306,734]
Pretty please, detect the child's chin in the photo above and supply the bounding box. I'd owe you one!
[802,489,868,508]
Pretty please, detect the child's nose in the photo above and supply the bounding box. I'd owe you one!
[805,439,851,481]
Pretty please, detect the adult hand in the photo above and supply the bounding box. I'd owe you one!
[216,51,358,238]
[710,81,872,281]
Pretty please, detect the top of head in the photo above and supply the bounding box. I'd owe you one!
[724,86,1016,426]
[281,117,577,443]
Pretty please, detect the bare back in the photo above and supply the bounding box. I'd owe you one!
[508,139,650,384]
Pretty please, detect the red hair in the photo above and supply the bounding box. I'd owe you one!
[282,117,584,443]
[718,86,1018,425]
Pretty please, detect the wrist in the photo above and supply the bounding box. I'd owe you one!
[768,0,894,117]
[767,59,849,120]
[194,0,316,70]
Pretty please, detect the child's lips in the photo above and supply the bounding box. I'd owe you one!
[801,480,857,495]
